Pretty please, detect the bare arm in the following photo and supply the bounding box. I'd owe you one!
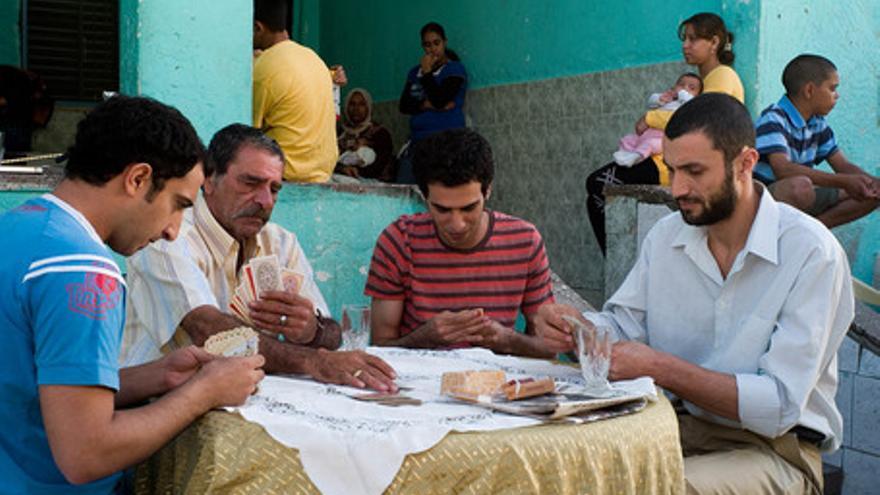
[370,298,487,348]
[41,355,264,484]
[116,346,223,408]
[770,152,879,200]
[116,360,169,408]
[480,317,554,358]
[180,304,340,373]
[826,149,870,176]
[768,152,841,187]
[610,341,739,420]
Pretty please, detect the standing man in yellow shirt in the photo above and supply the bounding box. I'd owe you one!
[252,0,344,182]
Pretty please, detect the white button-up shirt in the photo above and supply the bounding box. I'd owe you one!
[120,195,329,366]
[589,187,853,451]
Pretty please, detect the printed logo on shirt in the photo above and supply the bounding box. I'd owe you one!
[13,204,48,213]
[66,271,122,320]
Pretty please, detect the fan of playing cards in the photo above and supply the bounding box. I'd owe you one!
[228,254,305,326]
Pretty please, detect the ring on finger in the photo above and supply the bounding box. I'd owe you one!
[279,314,288,326]
[352,369,363,378]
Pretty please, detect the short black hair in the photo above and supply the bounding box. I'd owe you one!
[412,128,494,197]
[782,54,837,97]
[65,95,204,195]
[254,0,287,32]
[206,123,284,178]
[665,93,755,164]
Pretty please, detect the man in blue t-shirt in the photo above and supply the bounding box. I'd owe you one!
[0,96,265,493]
[754,54,879,228]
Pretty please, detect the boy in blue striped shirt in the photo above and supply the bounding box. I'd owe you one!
[754,54,879,227]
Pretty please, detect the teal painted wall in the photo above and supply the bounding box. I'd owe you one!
[319,0,721,102]
[721,0,761,114]
[0,1,20,66]
[119,0,252,143]
[271,185,425,316]
[754,0,880,284]
[0,185,425,320]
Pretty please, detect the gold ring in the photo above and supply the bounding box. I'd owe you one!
[352,369,363,378]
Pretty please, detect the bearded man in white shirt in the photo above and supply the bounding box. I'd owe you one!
[536,93,853,494]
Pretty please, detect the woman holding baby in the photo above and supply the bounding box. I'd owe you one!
[585,12,745,254]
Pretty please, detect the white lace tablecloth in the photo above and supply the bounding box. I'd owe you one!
[233,347,653,495]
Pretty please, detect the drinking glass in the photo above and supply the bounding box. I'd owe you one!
[574,321,613,394]
[340,304,370,350]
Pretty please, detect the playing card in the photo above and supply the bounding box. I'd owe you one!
[281,268,304,294]
[352,392,422,407]
[236,283,252,305]
[203,327,259,357]
[242,265,257,301]
[228,294,253,325]
[249,255,283,296]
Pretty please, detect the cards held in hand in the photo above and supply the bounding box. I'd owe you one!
[203,327,259,357]
[228,254,305,325]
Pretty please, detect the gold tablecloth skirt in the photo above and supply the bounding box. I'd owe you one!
[135,395,683,494]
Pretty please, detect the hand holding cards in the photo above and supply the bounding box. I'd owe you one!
[203,327,259,357]
[228,254,305,327]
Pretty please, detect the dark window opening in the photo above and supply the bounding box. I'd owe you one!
[25,0,119,101]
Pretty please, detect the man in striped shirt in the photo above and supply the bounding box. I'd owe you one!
[366,128,555,357]
[754,54,879,228]
[0,96,264,493]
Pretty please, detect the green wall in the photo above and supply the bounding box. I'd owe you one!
[0,1,20,66]
[119,0,252,143]
[319,0,721,102]
[271,185,425,316]
[292,0,322,51]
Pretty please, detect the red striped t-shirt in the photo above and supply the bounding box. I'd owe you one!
[364,210,554,338]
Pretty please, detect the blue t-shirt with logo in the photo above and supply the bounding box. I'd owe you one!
[0,194,125,494]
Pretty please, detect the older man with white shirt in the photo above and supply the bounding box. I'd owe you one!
[121,124,397,392]
[536,93,853,494]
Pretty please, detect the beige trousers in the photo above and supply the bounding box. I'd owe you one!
[678,415,823,495]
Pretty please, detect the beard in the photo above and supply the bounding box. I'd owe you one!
[676,166,737,226]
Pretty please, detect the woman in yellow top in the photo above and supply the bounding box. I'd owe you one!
[586,12,744,254]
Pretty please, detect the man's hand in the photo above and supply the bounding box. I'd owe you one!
[839,173,878,201]
[533,304,581,353]
[330,65,347,86]
[415,309,489,347]
[189,354,266,408]
[608,341,659,381]
[249,291,318,344]
[306,349,398,392]
[160,346,216,391]
[476,319,518,352]
[635,116,649,135]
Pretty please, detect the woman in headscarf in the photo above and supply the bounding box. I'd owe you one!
[336,88,395,182]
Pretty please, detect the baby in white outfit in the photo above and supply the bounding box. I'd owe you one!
[613,72,702,166]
